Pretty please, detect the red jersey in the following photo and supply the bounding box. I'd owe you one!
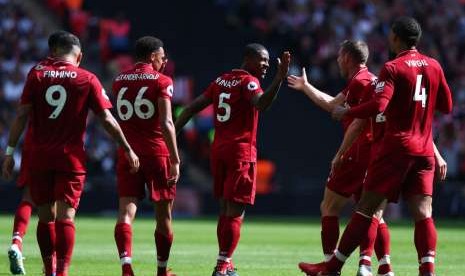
[112,63,173,157]
[203,69,263,162]
[347,49,453,156]
[341,67,377,157]
[20,57,112,172]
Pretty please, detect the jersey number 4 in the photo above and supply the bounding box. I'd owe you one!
[217,92,231,122]
[413,74,427,108]
[117,87,155,120]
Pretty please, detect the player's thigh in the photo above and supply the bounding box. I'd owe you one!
[117,156,146,200]
[17,150,31,189]
[223,160,256,205]
[326,156,368,199]
[320,187,350,216]
[364,151,413,203]
[211,156,227,199]
[143,156,176,202]
[29,169,55,206]
[54,171,86,210]
[402,156,435,200]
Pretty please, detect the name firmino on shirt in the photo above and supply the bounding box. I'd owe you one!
[44,70,77,78]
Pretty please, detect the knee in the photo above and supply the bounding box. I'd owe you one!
[412,204,432,221]
[320,199,339,217]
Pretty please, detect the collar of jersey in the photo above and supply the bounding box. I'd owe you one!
[396,49,418,58]
[232,69,251,75]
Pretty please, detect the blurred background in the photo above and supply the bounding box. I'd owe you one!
[0,0,464,219]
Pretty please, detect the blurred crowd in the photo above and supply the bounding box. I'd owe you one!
[0,0,464,188]
[217,0,465,181]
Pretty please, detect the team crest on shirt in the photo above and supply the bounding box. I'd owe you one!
[167,85,174,96]
[375,81,385,93]
[101,88,110,100]
[247,81,258,91]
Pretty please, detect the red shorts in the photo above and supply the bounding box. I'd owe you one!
[364,151,435,202]
[326,144,370,199]
[117,154,175,202]
[17,150,31,188]
[29,170,86,209]
[210,156,257,205]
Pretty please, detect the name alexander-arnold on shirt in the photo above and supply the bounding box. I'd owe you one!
[115,73,159,81]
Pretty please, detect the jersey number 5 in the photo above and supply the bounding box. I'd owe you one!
[413,74,427,108]
[217,92,231,122]
[117,87,155,120]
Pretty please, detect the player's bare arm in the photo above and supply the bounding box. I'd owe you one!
[158,97,180,185]
[252,51,291,111]
[2,104,31,180]
[174,94,212,135]
[97,109,140,173]
[331,118,367,175]
[287,67,345,113]
[433,142,447,181]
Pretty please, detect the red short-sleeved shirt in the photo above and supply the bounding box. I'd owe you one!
[203,69,263,162]
[20,57,112,172]
[112,63,173,157]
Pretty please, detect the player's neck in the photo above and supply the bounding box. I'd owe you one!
[347,64,366,80]
[50,55,77,66]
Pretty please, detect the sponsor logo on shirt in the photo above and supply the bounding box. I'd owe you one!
[166,85,174,97]
[247,81,258,91]
[101,88,109,100]
[375,81,385,93]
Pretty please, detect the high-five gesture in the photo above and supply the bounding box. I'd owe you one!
[287,67,309,91]
[276,51,291,81]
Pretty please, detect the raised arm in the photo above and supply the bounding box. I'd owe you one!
[2,104,31,179]
[175,94,212,135]
[288,67,345,113]
[97,109,139,173]
[331,118,368,174]
[158,97,180,185]
[252,51,291,111]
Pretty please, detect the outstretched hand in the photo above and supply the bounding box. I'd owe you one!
[287,67,309,91]
[276,51,291,81]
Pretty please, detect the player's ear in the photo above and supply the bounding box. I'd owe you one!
[76,51,83,66]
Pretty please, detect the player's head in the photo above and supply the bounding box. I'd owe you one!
[135,36,167,72]
[337,40,369,79]
[48,31,82,65]
[389,16,422,53]
[242,43,269,79]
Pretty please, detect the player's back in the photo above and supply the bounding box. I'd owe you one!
[21,58,110,171]
[380,50,452,156]
[112,63,173,157]
[205,69,262,162]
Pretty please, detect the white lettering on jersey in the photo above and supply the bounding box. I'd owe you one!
[405,59,429,67]
[115,73,158,81]
[215,77,241,88]
[44,70,77,79]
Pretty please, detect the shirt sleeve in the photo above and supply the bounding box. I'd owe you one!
[347,66,394,118]
[20,70,39,105]
[242,76,263,102]
[158,75,174,99]
[435,67,453,114]
[88,74,112,114]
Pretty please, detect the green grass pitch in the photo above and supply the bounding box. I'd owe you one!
[1,216,464,275]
